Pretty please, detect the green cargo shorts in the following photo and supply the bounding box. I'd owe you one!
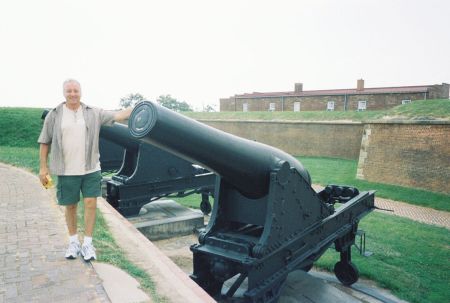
[56,171,102,205]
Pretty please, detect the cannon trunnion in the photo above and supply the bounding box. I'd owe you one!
[129,101,375,302]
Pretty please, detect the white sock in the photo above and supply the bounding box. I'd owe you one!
[69,234,79,243]
[83,236,93,246]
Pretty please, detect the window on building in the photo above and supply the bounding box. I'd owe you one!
[357,101,367,111]
[327,101,335,111]
[243,103,248,112]
[269,103,275,112]
[294,102,301,112]
[402,99,411,104]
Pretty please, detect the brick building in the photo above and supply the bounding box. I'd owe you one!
[220,80,449,112]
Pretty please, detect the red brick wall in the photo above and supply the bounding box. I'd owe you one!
[200,120,364,160]
[284,96,346,111]
[220,98,236,111]
[357,122,450,194]
[428,83,449,99]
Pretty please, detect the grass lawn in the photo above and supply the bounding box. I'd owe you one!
[316,211,450,303]
[0,107,44,147]
[0,147,40,174]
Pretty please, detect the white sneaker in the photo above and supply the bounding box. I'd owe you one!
[81,243,97,261]
[65,241,81,259]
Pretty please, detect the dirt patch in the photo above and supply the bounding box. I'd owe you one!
[168,255,193,273]
[153,234,197,273]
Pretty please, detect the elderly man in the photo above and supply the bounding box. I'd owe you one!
[38,79,132,261]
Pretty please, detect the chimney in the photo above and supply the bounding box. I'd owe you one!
[357,79,364,91]
[294,83,303,92]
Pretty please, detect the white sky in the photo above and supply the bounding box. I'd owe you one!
[0,0,449,110]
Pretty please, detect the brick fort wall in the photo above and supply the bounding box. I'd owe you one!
[357,121,450,194]
[200,120,364,160]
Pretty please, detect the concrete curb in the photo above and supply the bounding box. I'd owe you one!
[97,198,216,303]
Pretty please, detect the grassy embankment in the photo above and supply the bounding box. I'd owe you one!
[1,101,449,303]
[184,98,450,121]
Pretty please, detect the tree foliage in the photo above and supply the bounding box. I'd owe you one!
[157,94,192,112]
[119,93,145,108]
[202,104,217,112]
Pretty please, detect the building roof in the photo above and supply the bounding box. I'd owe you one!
[234,85,431,99]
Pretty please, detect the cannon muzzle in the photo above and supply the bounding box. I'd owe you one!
[128,101,311,198]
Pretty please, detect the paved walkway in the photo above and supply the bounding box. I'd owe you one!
[374,197,450,229]
[0,163,110,303]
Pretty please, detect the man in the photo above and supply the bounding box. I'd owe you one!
[38,79,133,261]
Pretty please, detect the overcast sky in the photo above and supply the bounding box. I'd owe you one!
[0,0,449,110]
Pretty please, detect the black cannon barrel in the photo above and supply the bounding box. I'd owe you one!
[128,101,311,198]
[100,122,140,152]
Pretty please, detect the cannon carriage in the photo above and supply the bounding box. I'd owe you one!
[128,101,375,302]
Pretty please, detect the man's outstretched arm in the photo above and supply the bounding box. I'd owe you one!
[114,108,133,121]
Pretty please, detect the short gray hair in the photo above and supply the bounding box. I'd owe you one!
[62,79,81,92]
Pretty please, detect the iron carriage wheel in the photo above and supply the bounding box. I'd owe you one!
[334,261,359,286]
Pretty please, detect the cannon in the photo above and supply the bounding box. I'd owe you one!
[41,109,215,217]
[128,101,375,302]
[101,122,215,217]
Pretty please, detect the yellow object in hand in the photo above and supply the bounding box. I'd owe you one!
[44,174,54,189]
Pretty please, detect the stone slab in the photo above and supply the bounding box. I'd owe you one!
[93,262,151,303]
[220,269,408,302]
[128,199,204,240]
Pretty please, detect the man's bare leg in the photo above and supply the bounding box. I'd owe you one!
[64,203,80,259]
[65,204,78,236]
[81,197,97,261]
[84,197,97,237]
